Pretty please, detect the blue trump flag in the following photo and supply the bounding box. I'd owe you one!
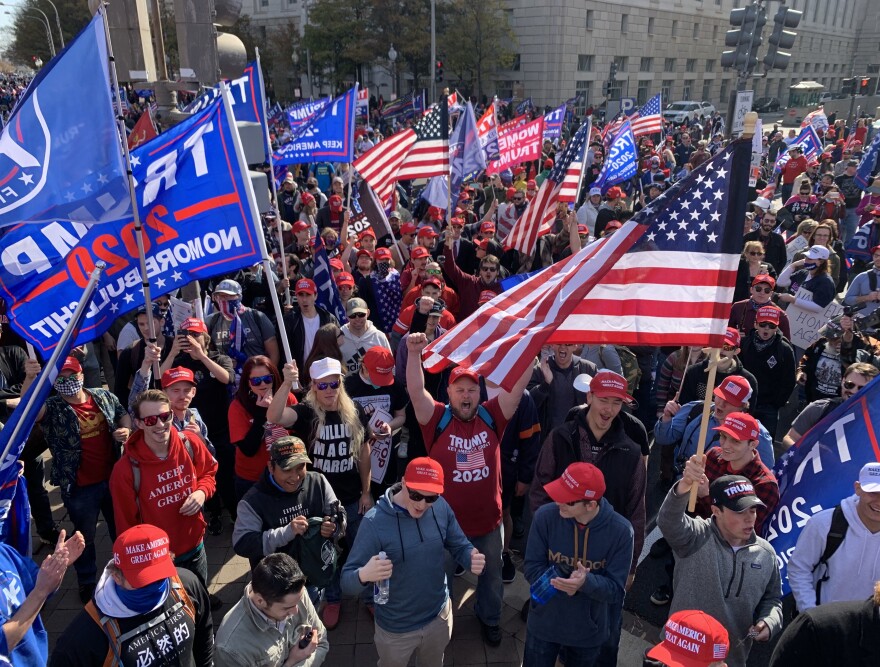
[273,87,357,165]
[0,13,130,229]
[593,120,637,192]
[0,96,263,355]
[856,130,880,190]
[763,375,880,594]
[543,104,566,140]
[421,101,487,208]
[286,98,331,129]
[311,236,348,325]
[773,125,822,173]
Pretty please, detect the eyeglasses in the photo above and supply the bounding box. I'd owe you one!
[408,490,439,504]
[315,381,340,390]
[348,312,367,319]
[249,375,274,386]
[481,266,498,272]
[748,251,765,256]
[139,411,173,427]
[752,285,772,294]
[758,322,778,330]
[843,380,865,391]
[722,344,737,352]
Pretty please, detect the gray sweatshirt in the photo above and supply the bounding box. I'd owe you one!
[657,486,782,667]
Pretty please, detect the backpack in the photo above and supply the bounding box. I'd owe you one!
[614,346,642,396]
[84,574,196,667]
[810,504,849,607]
[434,404,495,441]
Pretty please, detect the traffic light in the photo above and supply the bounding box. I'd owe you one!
[721,5,766,72]
[434,59,443,83]
[763,5,802,71]
[610,61,618,80]
[861,78,870,91]
[603,81,611,97]
[841,78,855,95]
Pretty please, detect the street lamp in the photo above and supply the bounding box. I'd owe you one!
[0,2,55,56]
[388,43,397,99]
[4,9,54,57]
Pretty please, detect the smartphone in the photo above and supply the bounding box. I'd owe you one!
[298,628,314,649]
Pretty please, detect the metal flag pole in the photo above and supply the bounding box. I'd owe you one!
[99,2,160,379]
[220,82,294,367]
[345,83,358,216]
[0,263,105,467]
[573,118,592,207]
[255,48,291,306]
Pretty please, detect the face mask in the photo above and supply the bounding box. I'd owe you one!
[803,262,818,271]
[376,262,390,279]
[55,377,83,397]
[218,299,241,320]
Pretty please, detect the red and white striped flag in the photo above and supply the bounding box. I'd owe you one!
[352,128,417,204]
[424,139,751,389]
[630,94,663,138]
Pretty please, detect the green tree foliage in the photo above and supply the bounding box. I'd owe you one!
[6,0,91,66]
[302,0,377,94]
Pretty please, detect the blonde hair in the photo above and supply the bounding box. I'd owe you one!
[796,219,818,238]
[742,240,765,259]
[304,375,364,460]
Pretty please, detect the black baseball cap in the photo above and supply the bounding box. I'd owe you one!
[710,475,766,512]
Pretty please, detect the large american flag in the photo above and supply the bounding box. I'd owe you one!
[354,99,448,204]
[502,121,591,255]
[630,94,663,138]
[424,140,751,390]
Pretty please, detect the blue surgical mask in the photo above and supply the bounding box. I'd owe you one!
[803,261,818,271]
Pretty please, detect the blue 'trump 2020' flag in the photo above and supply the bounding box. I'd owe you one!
[0,97,263,355]
[273,87,357,164]
[0,13,130,230]
[592,120,637,193]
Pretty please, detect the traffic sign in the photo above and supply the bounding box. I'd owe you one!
[620,97,637,115]
[732,90,754,135]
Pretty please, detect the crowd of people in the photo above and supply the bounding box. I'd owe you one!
[1,92,880,667]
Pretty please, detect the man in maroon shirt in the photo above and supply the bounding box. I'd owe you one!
[780,145,808,203]
[405,332,530,647]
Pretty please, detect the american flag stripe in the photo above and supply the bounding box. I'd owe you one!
[558,160,583,202]
[502,179,558,254]
[631,94,663,137]
[353,128,418,203]
[398,138,449,179]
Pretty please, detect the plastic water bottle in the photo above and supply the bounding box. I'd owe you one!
[374,551,390,605]
[529,564,571,605]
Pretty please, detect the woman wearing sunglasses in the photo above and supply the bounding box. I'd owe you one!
[733,241,778,304]
[228,355,297,504]
[269,357,390,629]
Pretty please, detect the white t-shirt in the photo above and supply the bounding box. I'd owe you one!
[302,313,321,362]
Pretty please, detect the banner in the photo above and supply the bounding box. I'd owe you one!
[356,86,369,117]
[273,86,357,164]
[773,125,822,173]
[543,104,566,140]
[286,97,331,129]
[764,375,880,594]
[311,236,347,325]
[486,117,544,175]
[0,13,130,230]
[856,130,880,190]
[477,102,500,161]
[785,287,845,350]
[592,120,637,192]
[846,220,880,264]
[0,97,263,355]
[801,108,829,133]
[500,114,528,134]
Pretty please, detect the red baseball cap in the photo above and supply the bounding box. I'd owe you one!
[161,366,195,389]
[480,221,496,234]
[60,356,82,374]
[527,179,537,189]
[329,257,344,271]
[475,238,491,251]
[300,192,315,206]
[374,247,392,262]
[605,219,623,231]
[506,187,518,199]
[362,346,395,386]
[723,327,741,348]
[752,274,776,288]
[605,186,624,199]
[478,289,496,305]
[410,246,430,260]
[450,217,465,228]
[756,305,781,325]
[292,220,310,234]
[418,227,439,239]
[449,366,480,385]
[422,277,443,290]
[543,159,553,169]
[871,244,880,255]
[404,457,444,494]
[577,224,589,235]
[713,411,760,441]
[400,222,418,236]
[589,370,632,402]
[646,610,729,667]
[113,525,177,588]
[329,194,343,211]
[295,278,317,295]
[712,375,752,407]
[359,227,377,239]
[335,272,355,287]
[458,191,470,201]
[179,317,208,334]
[544,463,606,504]
[356,248,373,258]
[428,206,444,221]
[513,166,525,176]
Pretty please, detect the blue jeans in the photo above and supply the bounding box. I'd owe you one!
[325,499,368,604]
[842,207,860,244]
[175,543,208,590]
[523,634,600,667]
[445,524,504,626]
[64,480,116,587]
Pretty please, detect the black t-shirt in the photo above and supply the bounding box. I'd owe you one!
[291,402,369,505]
[169,352,235,438]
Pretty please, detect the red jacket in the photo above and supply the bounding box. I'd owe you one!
[110,428,217,555]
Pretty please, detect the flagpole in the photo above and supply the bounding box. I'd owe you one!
[573,118,592,206]
[0,264,105,467]
[688,348,720,512]
[220,82,294,366]
[345,83,359,216]
[99,4,161,379]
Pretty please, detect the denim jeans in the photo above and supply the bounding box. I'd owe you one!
[325,498,368,604]
[445,523,504,626]
[175,543,208,590]
[64,480,116,587]
[523,634,600,667]
[842,207,860,245]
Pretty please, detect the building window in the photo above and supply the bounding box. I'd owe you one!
[702,80,712,102]
[662,80,673,101]
[712,25,718,41]
[577,54,594,71]
[511,54,521,71]
[648,17,655,35]
[686,59,697,73]
[672,21,678,38]
[705,59,715,73]
[621,14,629,33]
[575,81,591,113]
[683,80,694,99]
[585,9,594,29]
[640,57,653,73]
[613,56,628,73]
[719,78,729,101]
[664,58,676,73]
[803,63,810,74]
[693,23,700,40]
[261,0,268,5]
[778,79,787,99]
[793,62,800,73]
[637,82,649,105]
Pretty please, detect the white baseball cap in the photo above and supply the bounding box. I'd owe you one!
[310,357,343,381]
[573,373,593,393]
[859,462,880,492]
[804,245,831,261]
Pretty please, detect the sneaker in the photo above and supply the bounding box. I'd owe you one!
[454,563,466,577]
[501,552,516,584]
[209,593,224,611]
[322,602,341,630]
[207,514,223,536]
[78,584,96,604]
[479,620,502,647]
[650,584,672,606]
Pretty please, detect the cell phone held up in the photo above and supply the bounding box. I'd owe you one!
[298,627,314,649]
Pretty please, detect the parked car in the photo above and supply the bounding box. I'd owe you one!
[752,97,782,113]
[662,100,716,124]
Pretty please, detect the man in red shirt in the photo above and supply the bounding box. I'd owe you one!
[405,332,531,647]
[780,145,809,203]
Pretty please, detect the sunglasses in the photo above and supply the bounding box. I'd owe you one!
[408,490,439,503]
[481,266,498,272]
[348,312,367,319]
[139,411,173,427]
[748,251,765,256]
[843,380,865,391]
[55,375,80,384]
[427,269,442,276]
[752,285,772,293]
[513,197,524,202]
[758,322,778,330]
[722,344,737,352]
[315,381,340,390]
[249,375,274,386]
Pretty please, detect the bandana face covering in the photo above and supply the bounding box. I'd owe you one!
[218,298,242,320]
[376,262,391,279]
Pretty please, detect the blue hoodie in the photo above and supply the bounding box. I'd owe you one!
[524,498,634,648]
[341,484,474,634]
[0,543,47,666]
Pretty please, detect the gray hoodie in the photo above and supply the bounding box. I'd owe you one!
[657,487,782,667]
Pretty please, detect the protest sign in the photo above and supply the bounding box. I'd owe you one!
[786,287,844,350]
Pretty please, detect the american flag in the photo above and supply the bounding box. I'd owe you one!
[354,99,448,204]
[713,644,728,660]
[456,448,486,471]
[381,91,415,119]
[424,140,751,390]
[631,94,663,137]
[502,121,591,254]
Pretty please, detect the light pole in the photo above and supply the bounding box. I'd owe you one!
[388,43,397,100]
[42,0,63,48]
[430,0,436,104]
[1,2,54,56]
[5,9,53,57]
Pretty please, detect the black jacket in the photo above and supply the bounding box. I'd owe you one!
[280,305,338,371]
[743,229,787,274]
[739,331,797,409]
[678,357,759,408]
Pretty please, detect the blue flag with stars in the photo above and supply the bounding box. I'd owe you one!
[856,129,880,190]
[592,120,638,193]
[0,13,130,230]
[311,236,348,325]
[273,87,357,165]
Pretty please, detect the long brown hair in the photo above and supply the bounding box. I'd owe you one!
[235,355,282,414]
[302,324,344,386]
